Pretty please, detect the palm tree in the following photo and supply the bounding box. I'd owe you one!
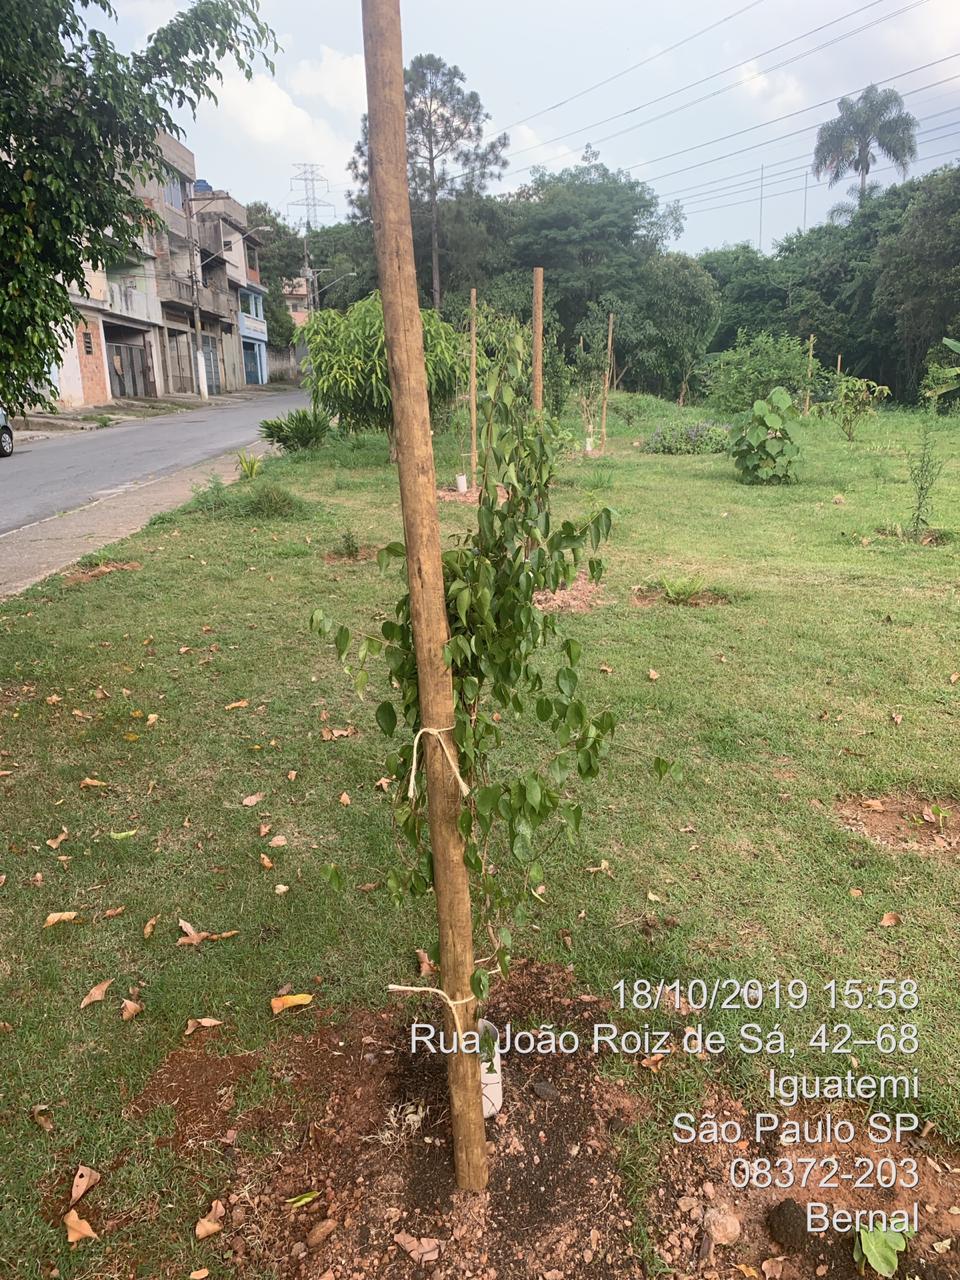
[813,85,918,202]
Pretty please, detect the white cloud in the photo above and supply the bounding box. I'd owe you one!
[737,60,805,115]
[213,72,352,165]
[287,47,367,119]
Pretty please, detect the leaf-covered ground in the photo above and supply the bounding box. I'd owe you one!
[1,398,958,1277]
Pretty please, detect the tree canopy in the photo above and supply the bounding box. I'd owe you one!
[0,0,276,414]
[812,84,918,200]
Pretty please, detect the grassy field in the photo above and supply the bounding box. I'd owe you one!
[1,394,958,1276]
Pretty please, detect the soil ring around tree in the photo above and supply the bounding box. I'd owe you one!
[835,794,960,855]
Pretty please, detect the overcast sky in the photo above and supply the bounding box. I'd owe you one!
[114,0,959,254]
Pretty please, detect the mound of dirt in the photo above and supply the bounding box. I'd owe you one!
[836,795,960,855]
[62,560,141,586]
[534,571,605,614]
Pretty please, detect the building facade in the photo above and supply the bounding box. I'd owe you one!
[54,133,267,409]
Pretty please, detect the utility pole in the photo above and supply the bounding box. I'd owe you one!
[803,170,809,232]
[758,163,765,254]
[531,267,544,414]
[361,0,488,1193]
[185,196,209,399]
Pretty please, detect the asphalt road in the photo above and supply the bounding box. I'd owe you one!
[0,390,307,536]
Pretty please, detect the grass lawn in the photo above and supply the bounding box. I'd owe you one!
[1,395,958,1277]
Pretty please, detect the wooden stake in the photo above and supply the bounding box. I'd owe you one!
[360,0,488,1193]
[531,266,544,413]
[803,333,815,417]
[469,286,478,489]
[837,352,842,375]
[600,311,614,450]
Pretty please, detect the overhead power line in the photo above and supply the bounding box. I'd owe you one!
[681,140,960,215]
[496,0,933,175]
[493,0,768,134]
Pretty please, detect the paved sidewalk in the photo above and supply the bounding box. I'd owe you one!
[0,447,263,599]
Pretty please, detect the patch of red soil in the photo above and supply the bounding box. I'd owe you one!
[128,1045,258,1151]
[835,795,960,855]
[436,483,508,505]
[652,1089,960,1279]
[534,571,605,614]
[62,560,142,585]
[631,586,729,608]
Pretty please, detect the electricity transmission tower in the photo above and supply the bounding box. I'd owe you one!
[288,163,334,230]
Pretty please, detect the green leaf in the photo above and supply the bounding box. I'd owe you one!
[320,862,344,891]
[525,777,542,810]
[470,968,491,1001]
[375,701,397,737]
[858,1227,910,1278]
[556,667,578,697]
[476,785,500,816]
[334,625,350,660]
[285,1191,320,1208]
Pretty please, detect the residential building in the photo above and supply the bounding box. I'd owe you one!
[282,277,312,327]
[54,133,266,409]
[194,187,269,385]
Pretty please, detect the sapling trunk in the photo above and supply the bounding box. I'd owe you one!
[360,0,488,1192]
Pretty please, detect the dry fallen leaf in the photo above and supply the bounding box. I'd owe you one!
[339,792,351,806]
[932,1239,953,1256]
[184,1017,223,1036]
[63,1208,98,1244]
[648,669,659,682]
[862,798,884,811]
[79,777,107,789]
[80,979,113,1009]
[146,713,158,727]
[43,911,78,928]
[849,888,863,898]
[241,792,264,807]
[177,918,207,945]
[394,1232,443,1265]
[224,700,249,711]
[259,853,274,869]
[761,1261,785,1280]
[31,1104,54,1132]
[268,834,287,848]
[891,713,903,726]
[46,828,69,850]
[585,859,613,877]
[286,769,297,781]
[374,776,392,792]
[120,999,143,1021]
[950,672,959,685]
[70,1165,101,1206]
[270,993,313,1015]
[258,822,272,837]
[46,693,62,705]
[103,906,125,919]
[190,1272,210,1279]
[879,911,902,927]
[143,915,159,938]
[599,662,613,674]
[275,884,290,896]
[415,948,436,977]
[195,1199,226,1240]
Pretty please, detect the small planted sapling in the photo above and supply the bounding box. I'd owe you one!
[730,386,801,484]
[310,322,615,1001]
[821,374,891,441]
[853,1225,915,1277]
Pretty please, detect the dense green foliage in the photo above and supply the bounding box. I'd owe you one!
[260,407,331,452]
[302,293,462,445]
[730,387,801,484]
[817,373,891,441]
[0,0,275,414]
[706,330,827,415]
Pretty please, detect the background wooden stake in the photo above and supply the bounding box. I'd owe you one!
[600,311,614,451]
[532,266,543,413]
[804,333,815,416]
[360,0,488,1193]
[469,286,478,489]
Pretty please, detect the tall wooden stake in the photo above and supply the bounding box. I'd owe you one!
[600,311,614,450]
[531,266,544,413]
[837,352,842,375]
[469,286,478,489]
[361,0,488,1192]
[803,333,815,416]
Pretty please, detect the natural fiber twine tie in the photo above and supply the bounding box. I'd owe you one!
[407,726,470,800]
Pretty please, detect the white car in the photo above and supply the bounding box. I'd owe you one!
[0,408,12,459]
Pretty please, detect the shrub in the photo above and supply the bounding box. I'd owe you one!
[235,448,263,478]
[644,420,730,455]
[182,476,308,520]
[817,374,890,440]
[260,407,331,453]
[729,387,800,484]
[706,329,828,415]
[302,292,462,453]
